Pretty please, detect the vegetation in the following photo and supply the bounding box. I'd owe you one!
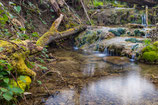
[109,28,126,36]
[140,40,158,63]
[125,38,143,43]
[93,0,103,7]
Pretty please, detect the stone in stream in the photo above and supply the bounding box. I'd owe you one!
[103,56,130,66]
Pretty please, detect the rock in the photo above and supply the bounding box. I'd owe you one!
[102,32,115,39]
[119,0,158,6]
[91,8,135,25]
[149,24,158,41]
[127,23,144,29]
[103,56,130,66]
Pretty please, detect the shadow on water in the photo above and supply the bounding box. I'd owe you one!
[45,48,158,105]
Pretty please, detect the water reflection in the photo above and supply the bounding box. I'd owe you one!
[45,50,158,105]
[46,64,158,105]
[80,71,158,105]
[81,51,108,76]
[83,63,96,76]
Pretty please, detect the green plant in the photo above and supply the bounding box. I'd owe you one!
[93,0,103,7]
[14,6,21,14]
[37,80,42,85]
[31,32,39,38]
[41,48,49,58]
[16,32,29,39]
[144,39,151,46]
[134,30,145,37]
[0,60,24,101]
[37,64,48,70]
[109,28,126,36]
[39,17,47,25]
[125,38,143,43]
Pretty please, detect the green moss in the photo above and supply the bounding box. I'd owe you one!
[142,45,157,52]
[125,38,143,43]
[0,40,36,77]
[93,1,103,7]
[142,51,158,62]
[153,41,158,47]
[109,28,126,36]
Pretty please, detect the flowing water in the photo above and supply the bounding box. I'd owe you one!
[142,14,147,26]
[44,48,158,105]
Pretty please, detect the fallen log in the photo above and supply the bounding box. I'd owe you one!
[0,14,86,77]
[36,14,87,47]
[36,25,87,47]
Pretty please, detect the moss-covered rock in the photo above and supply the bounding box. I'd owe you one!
[153,41,158,47]
[140,41,158,63]
[75,30,99,47]
[142,51,158,62]
[141,45,157,53]
[0,40,38,77]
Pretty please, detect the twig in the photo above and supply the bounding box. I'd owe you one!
[38,69,64,81]
[80,0,92,25]
[43,84,51,95]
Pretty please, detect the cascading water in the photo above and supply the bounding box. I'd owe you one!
[93,47,109,57]
[141,14,149,38]
[142,14,147,26]
[130,54,135,62]
[103,47,109,56]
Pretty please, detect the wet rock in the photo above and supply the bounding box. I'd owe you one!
[99,37,145,59]
[119,0,158,6]
[149,23,158,41]
[127,23,144,28]
[92,8,135,25]
[103,56,130,66]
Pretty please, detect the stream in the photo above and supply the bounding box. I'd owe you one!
[42,48,158,105]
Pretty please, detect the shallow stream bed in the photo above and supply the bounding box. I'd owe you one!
[28,48,158,105]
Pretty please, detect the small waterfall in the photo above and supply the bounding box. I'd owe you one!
[130,54,135,62]
[103,47,109,56]
[142,14,147,27]
[141,14,149,38]
[93,47,109,57]
[73,46,79,50]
